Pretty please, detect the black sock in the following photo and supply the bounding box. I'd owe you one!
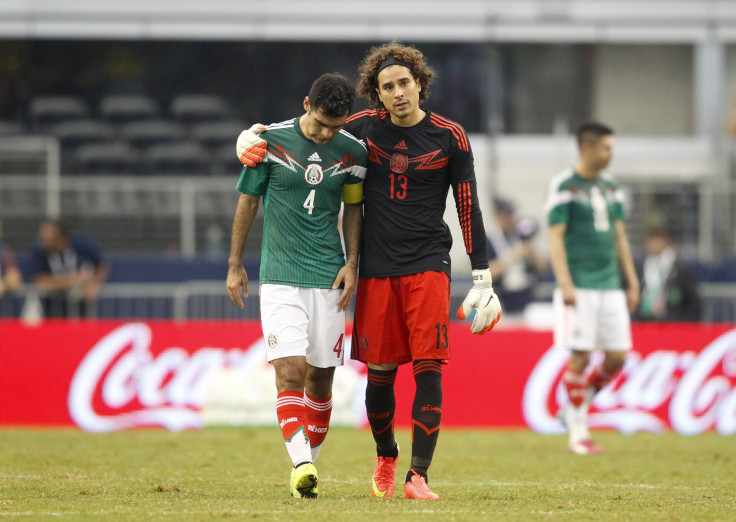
[408,359,443,481]
[365,367,398,458]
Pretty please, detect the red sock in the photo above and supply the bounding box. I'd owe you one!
[587,364,615,393]
[305,393,332,457]
[563,368,587,407]
[276,390,312,466]
[276,391,307,442]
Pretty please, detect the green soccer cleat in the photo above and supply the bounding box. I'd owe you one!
[290,462,319,499]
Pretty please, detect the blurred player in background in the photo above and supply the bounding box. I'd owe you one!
[227,73,367,499]
[28,220,108,319]
[487,197,546,315]
[0,220,23,302]
[545,122,639,455]
[237,41,502,500]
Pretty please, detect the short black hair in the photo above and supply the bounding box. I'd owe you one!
[308,73,356,118]
[576,121,614,147]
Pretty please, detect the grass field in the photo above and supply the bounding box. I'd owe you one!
[0,427,733,520]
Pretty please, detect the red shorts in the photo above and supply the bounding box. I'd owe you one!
[351,271,451,365]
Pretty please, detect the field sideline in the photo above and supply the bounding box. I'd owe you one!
[0,427,733,520]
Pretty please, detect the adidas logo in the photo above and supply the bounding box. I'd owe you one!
[308,152,322,162]
[395,140,408,150]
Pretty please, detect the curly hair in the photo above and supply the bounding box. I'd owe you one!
[356,41,435,110]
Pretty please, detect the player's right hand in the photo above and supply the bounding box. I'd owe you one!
[236,124,267,167]
[226,265,249,309]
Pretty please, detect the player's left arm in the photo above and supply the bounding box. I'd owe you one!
[614,219,640,314]
[333,203,362,312]
[449,138,501,334]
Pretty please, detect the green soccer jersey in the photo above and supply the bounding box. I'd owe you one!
[545,168,625,290]
[236,117,367,288]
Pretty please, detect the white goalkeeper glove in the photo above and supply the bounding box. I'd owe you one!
[456,268,502,334]
[236,124,267,167]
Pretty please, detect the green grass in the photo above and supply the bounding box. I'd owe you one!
[0,427,733,520]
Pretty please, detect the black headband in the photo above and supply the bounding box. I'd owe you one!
[374,56,413,83]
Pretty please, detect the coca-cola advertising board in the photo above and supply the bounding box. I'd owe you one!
[0,320,734,434]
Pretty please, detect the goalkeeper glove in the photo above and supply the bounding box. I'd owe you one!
[236,124,267,167]
[456,268,502,334]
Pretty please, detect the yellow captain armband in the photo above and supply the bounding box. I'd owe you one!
[342,181,364,205]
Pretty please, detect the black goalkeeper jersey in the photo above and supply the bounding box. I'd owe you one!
[344,109,489,279]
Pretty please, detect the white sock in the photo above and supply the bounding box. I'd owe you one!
[566,403,591,444]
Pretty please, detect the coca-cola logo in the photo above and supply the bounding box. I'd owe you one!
[67,322,368,432]
[523,329,736,435]
[68,323,256,432]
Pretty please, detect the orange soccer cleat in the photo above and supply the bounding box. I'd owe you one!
[403,470,440,500]
[371,445,399,498]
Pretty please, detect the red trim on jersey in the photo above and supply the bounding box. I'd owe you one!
[409,150,449,170]
[457,181,473,253]
[430,113,469,152]
[365,137,393,164]
[346,109,390,123]
[269,142,305,168]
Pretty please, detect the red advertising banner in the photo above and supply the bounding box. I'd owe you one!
[0,320,734,434]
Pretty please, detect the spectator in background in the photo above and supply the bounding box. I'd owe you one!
[28,220,109,318]
[637,227,700,322]
[0,220,23,300]
[487,197,546,315]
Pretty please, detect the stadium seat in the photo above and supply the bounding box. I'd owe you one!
[211,143,246,176]
[190,119,246,150]
[50,119,117,148]
[98,94,161,123]
[69,141,138,175]
[0,120,27,135]
[28,95,89,129]
[120,119,186,149]
[141,140,210,175]
[170,94,231,123]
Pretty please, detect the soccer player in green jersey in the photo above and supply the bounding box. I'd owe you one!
[226,73,367,498]
[545,121,640,455]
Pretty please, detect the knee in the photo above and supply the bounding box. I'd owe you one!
[569,350,591,371]
[275,364,305,393]
[604,351,627,373]
[305,367,335,398]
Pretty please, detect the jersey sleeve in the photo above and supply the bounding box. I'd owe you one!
[235,156,269,196]
[544,180,571,226]
[447,126,489,270]
[341,144,367,206]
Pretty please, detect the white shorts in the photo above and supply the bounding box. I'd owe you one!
[260,284,346,368]
[553,288,632,352]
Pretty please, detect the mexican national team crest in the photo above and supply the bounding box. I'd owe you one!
[390,153,408,174]
[267,332,279,349]
[304,164,324,185]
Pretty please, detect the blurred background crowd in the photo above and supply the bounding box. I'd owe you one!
[2,0,736,323]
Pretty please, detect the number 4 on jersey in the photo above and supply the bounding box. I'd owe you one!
[303,189,316,215]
